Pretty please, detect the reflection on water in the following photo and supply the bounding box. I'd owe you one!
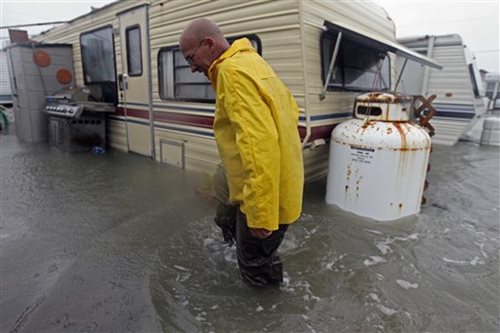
[1,133,499,332]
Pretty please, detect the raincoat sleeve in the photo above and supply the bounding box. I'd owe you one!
[218,67,281,231]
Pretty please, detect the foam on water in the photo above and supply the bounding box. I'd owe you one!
[396,279,419,289]
[443,257,468,264]
[368,293,380,302]
[470,256,484,266]
[373,233,419,256]
[442,257,485,265]
[377,304,398,316]
[376,243,392,255]
[363,256,386,266]
[324,253,347,271]
[474,242,488,258]
[364,229,384,235]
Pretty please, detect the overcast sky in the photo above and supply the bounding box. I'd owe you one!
[377,0,499,73]
[1,0,498,72]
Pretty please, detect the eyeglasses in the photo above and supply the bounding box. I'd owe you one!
[185,39,205,66]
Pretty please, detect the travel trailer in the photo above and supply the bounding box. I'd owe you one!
[396,34,485,145]
[33,0,439,180]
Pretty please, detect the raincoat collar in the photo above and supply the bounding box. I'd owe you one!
[208,38,255,88]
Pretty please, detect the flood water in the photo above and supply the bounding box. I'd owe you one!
[1,132,499,333]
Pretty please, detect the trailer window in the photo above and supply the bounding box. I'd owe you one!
[80,26,117,104]
[158,35,261,102]
[321,32,390,91]
[81,27,116,84]
[126,26,142,76]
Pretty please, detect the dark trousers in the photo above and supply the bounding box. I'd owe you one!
[235,210,288,288]
[215,203,288,288]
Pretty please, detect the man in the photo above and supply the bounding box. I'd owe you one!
[180,18,304,288]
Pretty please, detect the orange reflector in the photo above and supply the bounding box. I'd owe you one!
[56,68,73,85]
[33,50,51,67]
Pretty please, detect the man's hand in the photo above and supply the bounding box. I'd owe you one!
[248,227,272,239]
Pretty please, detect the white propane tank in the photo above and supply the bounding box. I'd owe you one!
[326,92,431,221]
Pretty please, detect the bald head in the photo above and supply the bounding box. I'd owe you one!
[179,18,230,76]
[181,18,224,43]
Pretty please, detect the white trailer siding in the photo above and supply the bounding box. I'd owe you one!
[397,34,481,145]
[426,44,476,145]
[298,0,397,179]
[148,0,304,174]
[33,0,416,181]
[302,0,396,118]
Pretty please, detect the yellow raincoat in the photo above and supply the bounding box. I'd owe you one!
[208,38,304,231]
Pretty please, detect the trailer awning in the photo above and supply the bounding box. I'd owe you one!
[324,20,442,70]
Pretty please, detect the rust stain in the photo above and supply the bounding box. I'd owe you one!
[397,147,425,152]
[357,92,413,104]
[332,138,426,151]
[393,123,407,150]
[361,120,374,129]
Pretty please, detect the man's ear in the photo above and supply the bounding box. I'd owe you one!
[205,36,216,49]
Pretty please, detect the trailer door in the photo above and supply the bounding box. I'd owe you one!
[118,5,154,158]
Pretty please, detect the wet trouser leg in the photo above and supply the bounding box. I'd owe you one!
[236,210,288,288]
[213,165,237,244]
[214,202,237,244]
